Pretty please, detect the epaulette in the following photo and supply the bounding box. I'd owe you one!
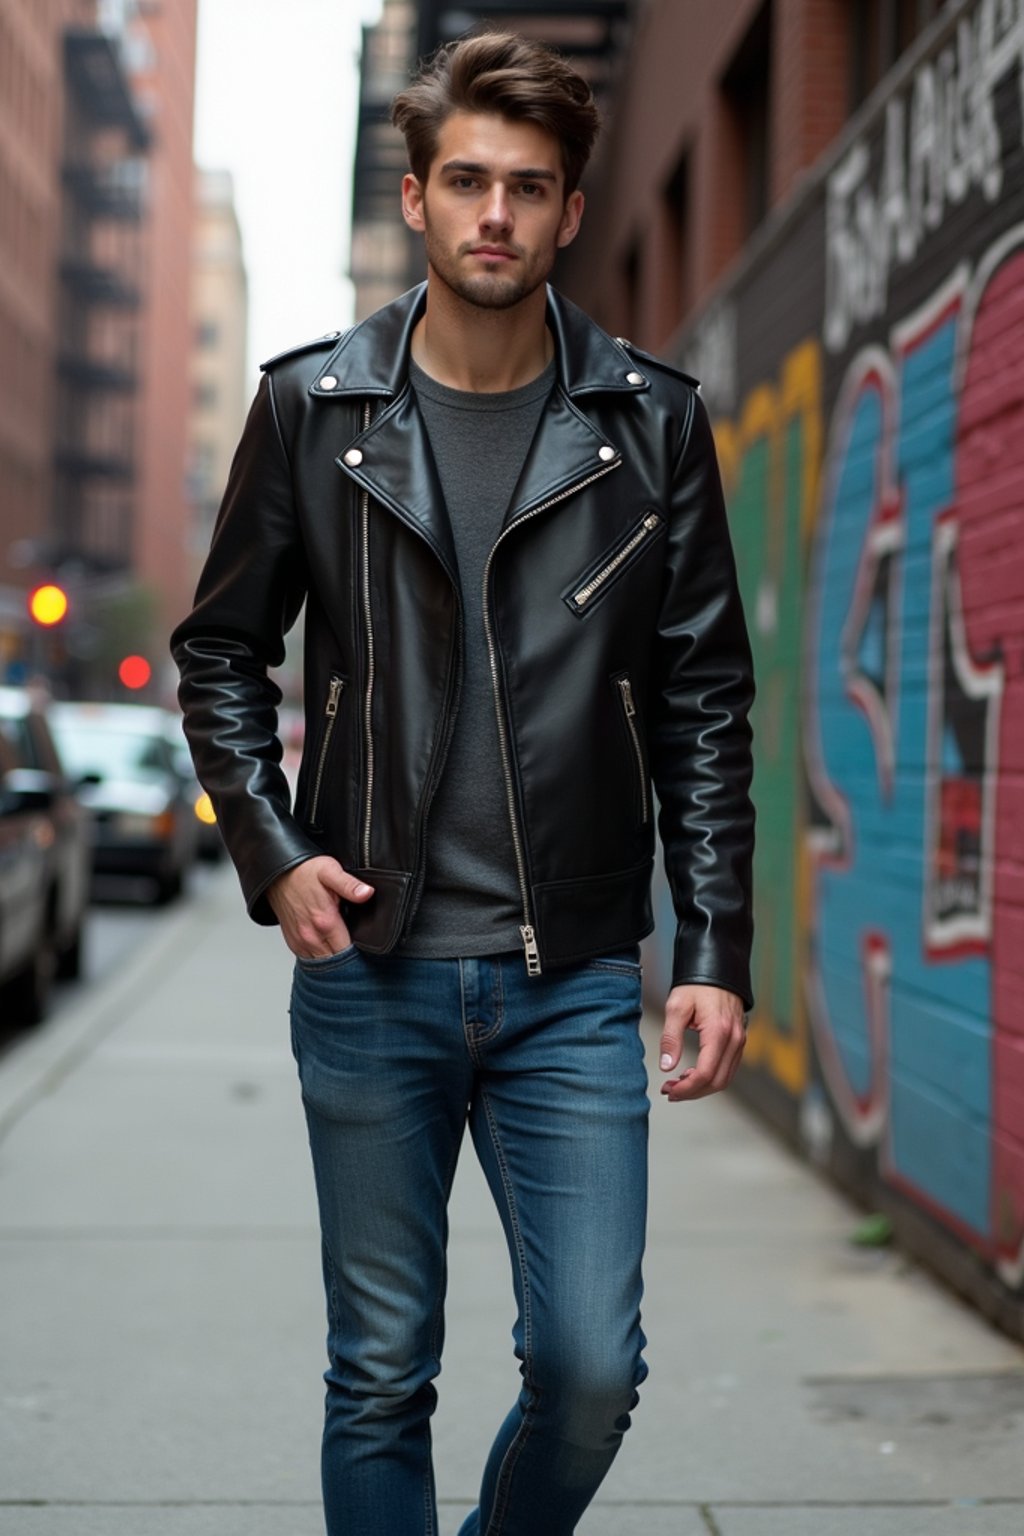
[615,337,700,392]
[260,330,346,372]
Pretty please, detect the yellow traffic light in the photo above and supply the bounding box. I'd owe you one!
[28,584,69,626]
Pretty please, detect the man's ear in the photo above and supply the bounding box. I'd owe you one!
[402,173,426,232]
[556,189,584,250]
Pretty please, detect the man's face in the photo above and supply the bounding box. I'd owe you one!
[402,111,584,310]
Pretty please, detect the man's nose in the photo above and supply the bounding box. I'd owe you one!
[480,186,512,230]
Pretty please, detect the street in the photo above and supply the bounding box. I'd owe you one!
[1,864,1023,1535]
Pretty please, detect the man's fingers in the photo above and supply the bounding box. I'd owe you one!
[266,857,370,959]
[318,861,375,903]
[660,1022,746,1101]
[659,1003,694,1072]
[297,908,351,957]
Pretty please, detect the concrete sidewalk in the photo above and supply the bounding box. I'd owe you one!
[1,864,1022,1535]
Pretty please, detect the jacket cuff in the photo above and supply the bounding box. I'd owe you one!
[671,927,753,1012]
[239,838,323,927]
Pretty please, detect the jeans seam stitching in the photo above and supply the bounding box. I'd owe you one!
[470,959,504,1046]
[480,1086,536,1535]
[459,958,479,1065]
[424,1128,462,1536]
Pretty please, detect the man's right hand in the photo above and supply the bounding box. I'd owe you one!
[266,857,375,960]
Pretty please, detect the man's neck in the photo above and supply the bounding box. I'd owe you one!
[410,276,553,393]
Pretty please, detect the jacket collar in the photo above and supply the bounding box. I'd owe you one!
[309,282,647,401]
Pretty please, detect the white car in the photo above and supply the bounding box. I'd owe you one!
[49,702,199,903]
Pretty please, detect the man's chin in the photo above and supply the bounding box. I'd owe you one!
[453,271,538,310]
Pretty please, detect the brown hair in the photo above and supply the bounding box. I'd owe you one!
[390,31,600,197]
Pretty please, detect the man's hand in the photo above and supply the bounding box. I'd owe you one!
[266,857,374,960]
[659,983,746,1102]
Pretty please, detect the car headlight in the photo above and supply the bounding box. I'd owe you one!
[194,792,217,826]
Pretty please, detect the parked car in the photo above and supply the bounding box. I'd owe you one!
[0,687,91,1023]
[49,702,199,904]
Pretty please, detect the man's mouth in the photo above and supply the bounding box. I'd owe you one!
[470,246,517,260]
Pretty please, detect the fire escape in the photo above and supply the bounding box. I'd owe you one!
[54,26,149,574]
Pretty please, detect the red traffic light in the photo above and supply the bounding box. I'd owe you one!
[28,584,69,626]
[118,655,152,690]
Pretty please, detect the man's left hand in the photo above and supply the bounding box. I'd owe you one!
[658,984,746,1102]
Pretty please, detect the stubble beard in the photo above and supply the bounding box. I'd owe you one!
[425,233,553,313]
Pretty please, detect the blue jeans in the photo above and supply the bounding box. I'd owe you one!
[289,946,649,1536]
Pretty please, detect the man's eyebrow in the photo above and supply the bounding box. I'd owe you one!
[439,160,558,182]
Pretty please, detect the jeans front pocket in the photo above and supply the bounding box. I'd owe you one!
[294,943,360,974]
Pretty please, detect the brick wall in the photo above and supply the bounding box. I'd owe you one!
[634,0,1024,1334]
[0,0,76,599]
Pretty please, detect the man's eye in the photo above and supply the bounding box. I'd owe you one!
[518,183,542,196]
[453,177,477,190]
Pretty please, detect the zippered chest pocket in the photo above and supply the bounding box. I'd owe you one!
[563,509,664,618]
[307,673,347,830]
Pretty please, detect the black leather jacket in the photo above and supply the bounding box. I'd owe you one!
[171,284,756,1004]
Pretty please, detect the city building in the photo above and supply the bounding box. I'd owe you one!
[54,0,149,585]
[187,167,249,579]
[124,0,198,665]
[0,0,83,668]
[0,0,198,692]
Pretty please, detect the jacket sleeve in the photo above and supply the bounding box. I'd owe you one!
[649,388,756,1008]
[169,372,321,924]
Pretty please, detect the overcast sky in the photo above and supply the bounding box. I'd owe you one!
[193,0,384,386]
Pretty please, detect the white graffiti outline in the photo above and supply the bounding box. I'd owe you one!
[920,517,1002,953]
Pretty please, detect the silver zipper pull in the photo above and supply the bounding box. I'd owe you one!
[619,677,636,717]
[520,924,542,977]
[325,678,343,717]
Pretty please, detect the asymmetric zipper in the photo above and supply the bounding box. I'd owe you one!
[570,511,662,611]
[309,675,344,827]
[483,455,622,975]
[617,675,649,824]
[359,401,375,867]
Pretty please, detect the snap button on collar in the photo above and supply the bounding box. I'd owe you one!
[344,448,363,467]
[626,371,644,385]
[598,445,616,462]
[319,375,338,390]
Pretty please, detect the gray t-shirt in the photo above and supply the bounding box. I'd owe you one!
[398,355,555,957]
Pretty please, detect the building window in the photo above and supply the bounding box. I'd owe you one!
[621,237,641,345]
[194,319,219,350]
[721,0,773,239]
[850,0,941,109]
[192,380,218,410]
[660,146,691,341]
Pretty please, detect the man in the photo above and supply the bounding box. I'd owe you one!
[172,30,754,1536]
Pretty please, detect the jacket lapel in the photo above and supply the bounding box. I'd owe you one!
[327,281,643,560]
[336,386,458,584]
[503,388,619,531]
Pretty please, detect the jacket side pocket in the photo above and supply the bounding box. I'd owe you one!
[307,673,346,831]
[610,670,649,826]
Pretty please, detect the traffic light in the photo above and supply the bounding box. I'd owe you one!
[28,584,69,626]
[118,654,152,690]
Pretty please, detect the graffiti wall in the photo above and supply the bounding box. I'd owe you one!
[661,0,1024,1319]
